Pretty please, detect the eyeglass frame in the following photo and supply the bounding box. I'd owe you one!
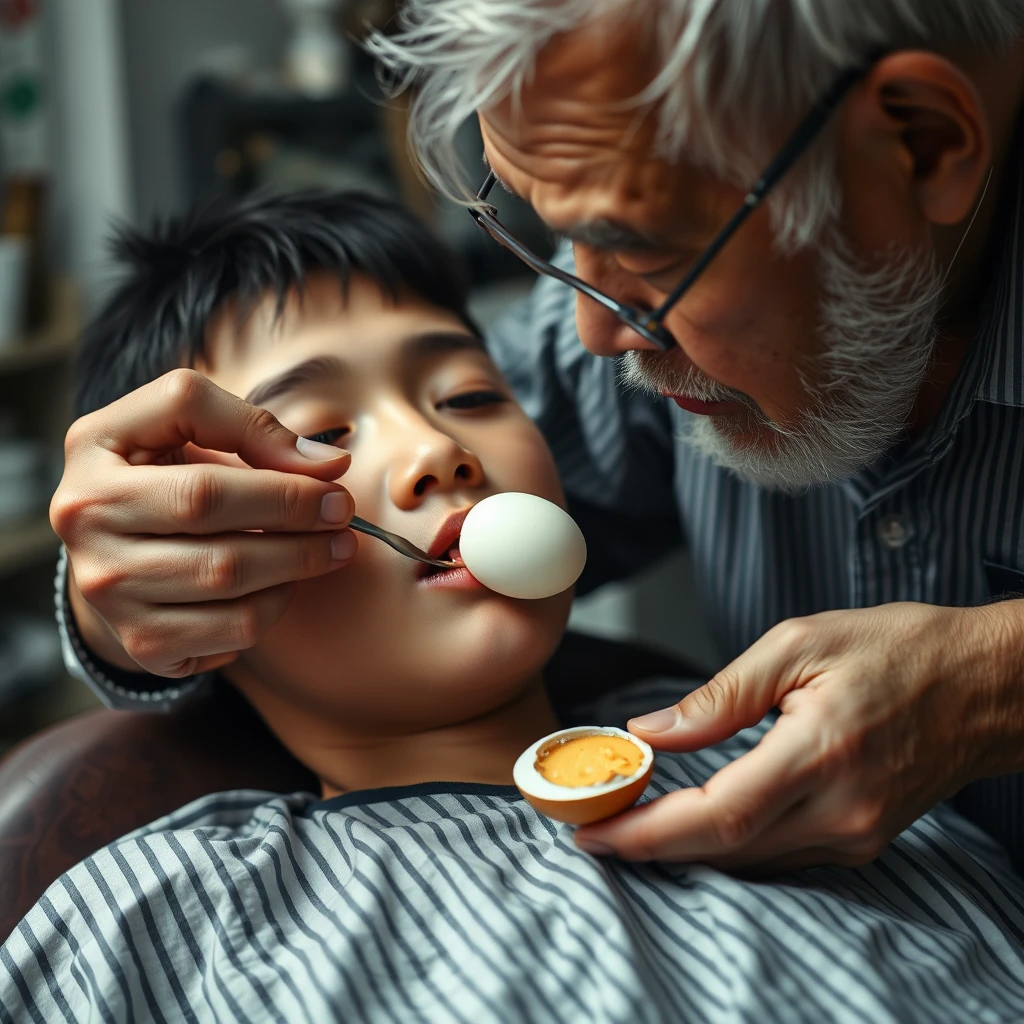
[469,57,880,351]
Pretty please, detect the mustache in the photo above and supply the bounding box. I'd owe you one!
[618,350,765,418]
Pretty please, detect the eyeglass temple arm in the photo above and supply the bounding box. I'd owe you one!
[648,62,873,324]
[474,173,635,316]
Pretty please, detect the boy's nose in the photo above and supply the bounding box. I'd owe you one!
[390,435,485,510]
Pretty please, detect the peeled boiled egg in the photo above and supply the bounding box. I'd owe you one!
[513,726,654,825]
[459,492,587,600]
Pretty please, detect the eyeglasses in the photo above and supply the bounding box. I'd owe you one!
[469,60,876,351]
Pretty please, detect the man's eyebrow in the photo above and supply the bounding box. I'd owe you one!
[244,355,346,407]
[562,219,669,253]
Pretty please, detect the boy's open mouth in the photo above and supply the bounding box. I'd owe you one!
[420,542,465,578]
[417,509,473,581]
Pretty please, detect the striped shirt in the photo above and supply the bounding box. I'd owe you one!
[4,679,1024,1024]
[485,158,1024,870]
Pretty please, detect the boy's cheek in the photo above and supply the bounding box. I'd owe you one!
[483,433,566,505]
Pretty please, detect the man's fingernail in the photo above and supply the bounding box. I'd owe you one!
[575,837,614,857]
[321,492,353,524]
[297,436,343,462]
[331,532,358,562]
[629,707,680,733]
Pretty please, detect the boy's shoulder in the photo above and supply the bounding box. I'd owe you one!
[0,788,320,1021]
[23,788,314,926]
[120,787,312,841]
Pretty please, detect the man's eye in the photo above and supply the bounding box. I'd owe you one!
[441,391,507,410]
[302,426,349,446]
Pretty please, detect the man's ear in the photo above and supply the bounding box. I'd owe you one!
[844,51,991,226]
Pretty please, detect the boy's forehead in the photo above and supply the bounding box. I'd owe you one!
[199,272,478,387]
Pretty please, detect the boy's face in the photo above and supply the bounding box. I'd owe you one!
[199,273,572,732]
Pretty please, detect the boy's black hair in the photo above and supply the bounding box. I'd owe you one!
[74,190,477,417]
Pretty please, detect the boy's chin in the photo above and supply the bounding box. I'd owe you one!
[390,598,569,717]
[459,591,570,667]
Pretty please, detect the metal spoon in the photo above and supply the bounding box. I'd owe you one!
[348,516,460,569]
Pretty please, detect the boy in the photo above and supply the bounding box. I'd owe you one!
[3,192,1024,1023]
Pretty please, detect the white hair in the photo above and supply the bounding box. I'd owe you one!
[369,0,1024,248]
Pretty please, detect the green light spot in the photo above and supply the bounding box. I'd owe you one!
[2,75,42,120]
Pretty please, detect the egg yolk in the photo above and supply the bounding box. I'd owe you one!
[535,735,643,788]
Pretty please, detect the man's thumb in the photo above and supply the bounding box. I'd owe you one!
[628,669,757,751]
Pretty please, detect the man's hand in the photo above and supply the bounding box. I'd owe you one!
[51,369,356,678]
[575,602,1024,872]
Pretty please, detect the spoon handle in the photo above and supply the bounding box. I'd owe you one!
[348,516,458,569]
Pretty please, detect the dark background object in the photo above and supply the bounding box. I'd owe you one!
[177,75,551,288]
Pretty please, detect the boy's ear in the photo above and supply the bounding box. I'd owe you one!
[845,50,991,227]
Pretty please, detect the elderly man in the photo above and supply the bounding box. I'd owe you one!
[362,0,1024,872]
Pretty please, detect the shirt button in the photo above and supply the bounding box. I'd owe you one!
[877,514,911,550]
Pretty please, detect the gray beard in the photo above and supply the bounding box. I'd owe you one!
[618,226,945,492]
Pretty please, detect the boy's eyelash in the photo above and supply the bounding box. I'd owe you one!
[440,390,507,410]
[301,393,504,445]
[303,427,349,446]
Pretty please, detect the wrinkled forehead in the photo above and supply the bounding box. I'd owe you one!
[479,18,661,168]
[477,18,720,234]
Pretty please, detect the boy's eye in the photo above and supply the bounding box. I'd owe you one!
[302,426,349,447]
[440,390,507,411]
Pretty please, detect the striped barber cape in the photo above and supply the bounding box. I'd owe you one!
[3,680,1024,1024]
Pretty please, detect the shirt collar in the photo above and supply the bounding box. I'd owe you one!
[839,131,1024,506]
[924,127,1024,460]
[971,148,1024,411]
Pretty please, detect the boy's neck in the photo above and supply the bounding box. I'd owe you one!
[230,670,560,798]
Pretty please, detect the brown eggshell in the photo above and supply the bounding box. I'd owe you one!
[513,726,655,826]
[519,763,654,825]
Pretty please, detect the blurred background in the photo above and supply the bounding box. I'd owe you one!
[0,0,715,757]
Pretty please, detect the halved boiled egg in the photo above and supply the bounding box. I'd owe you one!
[513,726,654,825]
[459,492,587,600]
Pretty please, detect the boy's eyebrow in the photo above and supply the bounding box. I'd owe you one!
[245,355,346,408]
[244,332,485,408]
[400,330,485,361]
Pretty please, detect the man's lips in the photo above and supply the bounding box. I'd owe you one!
[664,393,739,415]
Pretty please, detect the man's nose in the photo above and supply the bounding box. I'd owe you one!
[571,247,667,358]
[389,422,485,511]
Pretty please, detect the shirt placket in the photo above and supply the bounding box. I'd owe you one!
[844,453,931,609]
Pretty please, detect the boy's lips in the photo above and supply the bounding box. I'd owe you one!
[417,508,486,590]
[427,509,470,561]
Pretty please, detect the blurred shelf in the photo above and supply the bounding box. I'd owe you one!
[0,280,79,375]
[0,516,59,577]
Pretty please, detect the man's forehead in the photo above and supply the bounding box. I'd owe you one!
[481,118,723,247]
[477,20,720,240]
[482,22,660,160]
[510,15,656,107]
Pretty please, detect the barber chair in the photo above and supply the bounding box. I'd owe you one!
[0,632,696,941]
